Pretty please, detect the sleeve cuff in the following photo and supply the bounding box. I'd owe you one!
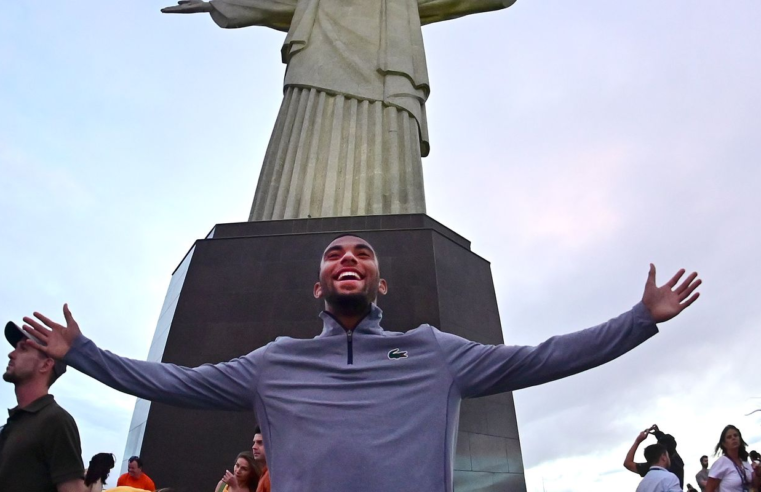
[63,334,90,364]
[52,469,85,485]
[632,302,658,336]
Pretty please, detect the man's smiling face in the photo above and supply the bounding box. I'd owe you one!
[314,235,387,313]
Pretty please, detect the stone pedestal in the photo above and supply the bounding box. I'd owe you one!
[123,214,526,492]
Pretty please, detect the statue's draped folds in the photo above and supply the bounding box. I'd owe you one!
[208,0,515,220]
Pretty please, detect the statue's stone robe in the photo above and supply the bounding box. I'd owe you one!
[209,0,516,220]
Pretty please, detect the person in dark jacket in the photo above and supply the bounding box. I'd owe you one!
[625,424,685,488]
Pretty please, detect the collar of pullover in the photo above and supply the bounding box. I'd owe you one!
[318,303,384,337]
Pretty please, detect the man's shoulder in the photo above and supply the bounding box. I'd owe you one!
[647,468,680,484]
[41,398,74,417]
[142,473,156,487]
[34,397,78,428]
[257,468,271,492]
[712,456,730,467]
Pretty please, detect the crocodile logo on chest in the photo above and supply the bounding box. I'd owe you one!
[387,348,408,360]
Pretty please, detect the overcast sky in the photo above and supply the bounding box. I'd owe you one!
[2,1,760,491]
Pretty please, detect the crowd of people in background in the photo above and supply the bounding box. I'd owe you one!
[627,424,761,492]
[212,427,270,492]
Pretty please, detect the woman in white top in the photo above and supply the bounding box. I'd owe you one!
[706,425,760,492]
[84,453,116,492]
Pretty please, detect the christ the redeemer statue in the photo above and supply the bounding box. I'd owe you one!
[162,0,517,221]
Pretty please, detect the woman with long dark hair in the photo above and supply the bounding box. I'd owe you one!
[214,451,260,492]
[705,425,760,492]
[84,453,116,492]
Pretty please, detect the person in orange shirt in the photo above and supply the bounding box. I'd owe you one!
[252,428,270,492]
[116,456,156,491]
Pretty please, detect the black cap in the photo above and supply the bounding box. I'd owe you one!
[5,321,67,380]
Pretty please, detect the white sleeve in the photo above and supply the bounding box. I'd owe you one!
[708,457,731,480]
[666,473,682,492]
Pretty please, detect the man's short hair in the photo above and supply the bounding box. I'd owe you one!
[700,455,708,462]
[318,234,379,278]
[46,358,64,387]
[644,444,668,466]
[327,233,375,245]
[254,425,261,435]
[323,234,377,258]
[128,456,143,468]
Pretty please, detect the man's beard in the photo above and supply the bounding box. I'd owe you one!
[2,370,20,384]
[324,291,372,315]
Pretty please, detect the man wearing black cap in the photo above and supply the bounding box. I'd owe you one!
[0,321,85,492]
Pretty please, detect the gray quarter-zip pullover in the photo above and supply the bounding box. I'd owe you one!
[64,302,657,492]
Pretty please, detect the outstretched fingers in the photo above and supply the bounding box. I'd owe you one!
[23,338,50,354]
[33,311,63,330]
[665,268,686,289]
[678,275,701,300]
[674,273,701,313]
[22,315,54,342]
[675,271,698,294]
[647,263,656,285]
[643,264,702,322]
[63,303,75,326]
[680,291,700,310]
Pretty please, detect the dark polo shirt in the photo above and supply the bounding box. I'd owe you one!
[0,394,84,491]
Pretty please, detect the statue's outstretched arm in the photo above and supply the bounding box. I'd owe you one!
[162,0,294,32]
[162,0,213,14]
[418,0,515,26]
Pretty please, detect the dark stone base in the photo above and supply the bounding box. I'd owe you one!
[133,214,526,491]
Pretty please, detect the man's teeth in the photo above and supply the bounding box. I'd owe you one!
[338,272,361,280]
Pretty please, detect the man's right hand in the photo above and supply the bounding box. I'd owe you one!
[161,0,213,14]
[635,430,649,443]
[22,304,82,360]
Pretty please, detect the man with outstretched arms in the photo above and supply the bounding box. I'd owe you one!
[22,235,701,492]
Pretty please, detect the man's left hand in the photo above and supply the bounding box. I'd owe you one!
[642,264,701,323]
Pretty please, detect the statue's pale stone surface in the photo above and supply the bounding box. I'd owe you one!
[164,0,517,220]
